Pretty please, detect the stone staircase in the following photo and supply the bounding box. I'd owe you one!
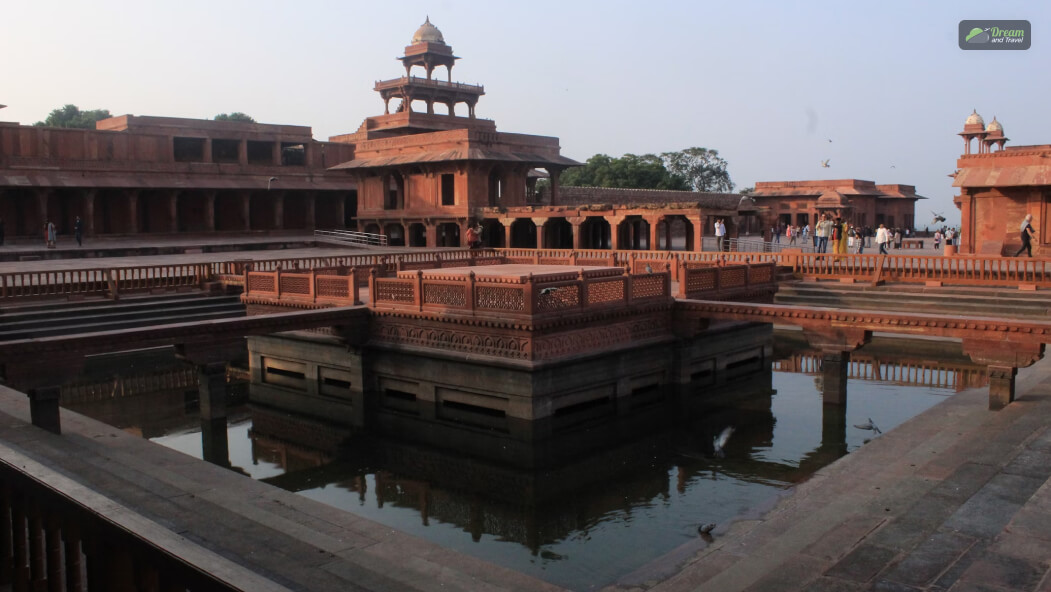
[774,280,1051,319]
[0,293,246,341]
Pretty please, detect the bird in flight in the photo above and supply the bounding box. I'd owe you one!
[821,159,830,168]
[932,211,946,224]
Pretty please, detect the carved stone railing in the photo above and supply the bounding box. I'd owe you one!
[369,267,671,320]
[241,269,361,307]
[0,264,210,301]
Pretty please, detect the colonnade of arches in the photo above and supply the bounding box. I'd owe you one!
[359,214,728,250]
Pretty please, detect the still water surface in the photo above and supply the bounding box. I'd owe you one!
[77,353,960,591]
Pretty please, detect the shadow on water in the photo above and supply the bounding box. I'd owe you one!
[57,333,963,591]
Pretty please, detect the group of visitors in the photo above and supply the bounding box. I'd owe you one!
[464,223,484,249]
[36,216,86,249]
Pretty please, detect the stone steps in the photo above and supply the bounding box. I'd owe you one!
[0,294,245,341]
[774,281,1051,319]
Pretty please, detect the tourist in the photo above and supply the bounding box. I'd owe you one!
[714,218,726,251]
[465,225,479,249]
[893,229,902,249]
[835,218,848,254]
[74,216,84,247]
[933,230,943,250]
[773,224,781,244]
[803,223,810,244]
[45,219,57,248]
[876,224,890,255]
[1014,214,1036,257]
[815,215,830,253]
[830,218,841,254]
[854,226,865,254]
[945,227,954,248]
[787,225,796,245]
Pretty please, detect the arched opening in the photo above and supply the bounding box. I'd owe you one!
[363,222,381,236]
[408,223,427,247]
[385,172,405,210]
[437,222,460,247]
[664,215,690,251]
[616,216,650,250]
[579,217,612,249]
[542,218,573,249]
[510,219,537,248]
[480,219,505,248]
[488,168,502,207]
[432,103,451,116]
[283,193,306,230]
[384,222,405,246]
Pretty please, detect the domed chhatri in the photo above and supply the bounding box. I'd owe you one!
[412,17,445,45]
[986,116,1003,134]
[965,109,985,128]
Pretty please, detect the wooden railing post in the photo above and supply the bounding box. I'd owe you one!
[677,261,687,299]
[274,269,282,299]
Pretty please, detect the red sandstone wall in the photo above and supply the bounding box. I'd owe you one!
[556,186,741,208]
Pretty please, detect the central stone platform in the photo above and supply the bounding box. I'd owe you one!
[407,263,613,279]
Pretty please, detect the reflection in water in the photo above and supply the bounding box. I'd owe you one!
[60,337,960,592]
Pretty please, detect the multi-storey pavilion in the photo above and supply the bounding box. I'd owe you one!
[749,180,924,234]
[953,111,1051,256]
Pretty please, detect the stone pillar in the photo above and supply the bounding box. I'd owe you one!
[273,191,285,230]
[304,192,316,231]
[645,217,661,251]
[203,139,213,163]
[197,362,228,421]
[241,191,251,231]
[821,351,850,405]
[425,222,438,248]
[532,217,547,249]
[203,190,216,231]
[689,215,703,251]
[500,218,514,248]
[988,366,1017,410]
[238,140,248,165]
[28,386,61,434]
[127,190,140,233]
[610,216,625,251]
[550,170,561,205]
[35,189,50,229]
[83,189,97,235]
[272,141,281,166]
[569,217,585,250]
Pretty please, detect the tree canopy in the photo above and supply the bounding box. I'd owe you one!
[213,112,256,123]
[34,104,113,129]
[560,148,734,192]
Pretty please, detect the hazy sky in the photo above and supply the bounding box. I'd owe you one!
[3,0,1047,226]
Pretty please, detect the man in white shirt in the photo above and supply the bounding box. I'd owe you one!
[875,223,891,255]
[714,218,726,251]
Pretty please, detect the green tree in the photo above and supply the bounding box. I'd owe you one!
[738,186,755,195]
[213,112,256,123]
[34,104,113,129]
[560,153,689,190]
[660,147,734,192]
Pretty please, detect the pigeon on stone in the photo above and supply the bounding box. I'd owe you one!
[698,523,716,535]
[539,287,557,295]
[645,264,654,274]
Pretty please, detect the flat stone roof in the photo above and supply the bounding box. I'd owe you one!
[407,264,619,280]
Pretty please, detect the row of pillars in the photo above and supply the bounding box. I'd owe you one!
[9,188,337,236]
